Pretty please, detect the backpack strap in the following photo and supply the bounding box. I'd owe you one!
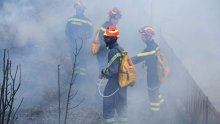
[106,49,121,68]
[103,47,122,76]
[114,47,122,53]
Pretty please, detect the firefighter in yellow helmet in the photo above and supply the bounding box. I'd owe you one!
[132,26,165,114]
[100,26,128,124]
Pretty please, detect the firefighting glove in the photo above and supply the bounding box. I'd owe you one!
[101,69,106,76]
[101,68,109,77]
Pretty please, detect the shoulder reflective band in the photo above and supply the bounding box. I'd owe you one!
[136,47,160,57]
[100,26,106,32]
[68,18,92,26]
[71,21,82,25]
[107,53,121,68]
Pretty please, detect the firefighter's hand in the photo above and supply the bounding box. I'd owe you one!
[99,74,104,79]
[100,69,107,79]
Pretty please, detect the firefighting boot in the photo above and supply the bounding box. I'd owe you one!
[103,118,116,124]
[118,117,128,124]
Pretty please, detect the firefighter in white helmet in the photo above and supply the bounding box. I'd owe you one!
[65,0,93,80]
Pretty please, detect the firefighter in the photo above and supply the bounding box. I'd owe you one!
[131,26,165,114]
[65,0,93,76]
[95,7,122,118]
[100,26,128,124]
[96,7,122,72]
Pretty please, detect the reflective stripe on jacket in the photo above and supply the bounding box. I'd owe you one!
[131,40,160,88]
[68,18,92,26]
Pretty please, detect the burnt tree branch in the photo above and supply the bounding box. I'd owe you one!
[0,49,23,124]
[64,39,83,124]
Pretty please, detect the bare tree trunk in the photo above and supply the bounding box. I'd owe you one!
[58,64,61,124]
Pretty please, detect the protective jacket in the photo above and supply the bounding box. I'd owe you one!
[65,14,93,76]
[65,15,93,41]
[132,39,160,89]
[132,39,164,112]
[102,42,128,123]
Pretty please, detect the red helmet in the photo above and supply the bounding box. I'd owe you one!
[104,26,120,38]
[109,7,122,19]
[139,26,155,36]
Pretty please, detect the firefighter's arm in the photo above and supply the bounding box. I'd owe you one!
[132,47,158,64]
[131,51,146,64]
[131,56,143,64]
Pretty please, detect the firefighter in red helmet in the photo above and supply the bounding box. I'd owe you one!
[100,26,128,124]
[132,25,165,115]
[108,7,122,26]
[96,7,122,71]
[94,7,122,118]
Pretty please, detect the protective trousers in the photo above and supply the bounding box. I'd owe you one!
[103,81,128,124]
[148,87,164,112]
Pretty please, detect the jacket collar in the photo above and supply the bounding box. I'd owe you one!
[146,39,154,45]
[109,42,119,49]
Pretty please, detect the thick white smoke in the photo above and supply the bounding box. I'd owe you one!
[0,0,219,120]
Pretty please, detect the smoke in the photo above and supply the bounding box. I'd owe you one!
[0,0,220,122]
[0,0,73,108]
[156,0,220,112]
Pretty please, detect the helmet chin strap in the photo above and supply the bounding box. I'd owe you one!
[105,40,116,48]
